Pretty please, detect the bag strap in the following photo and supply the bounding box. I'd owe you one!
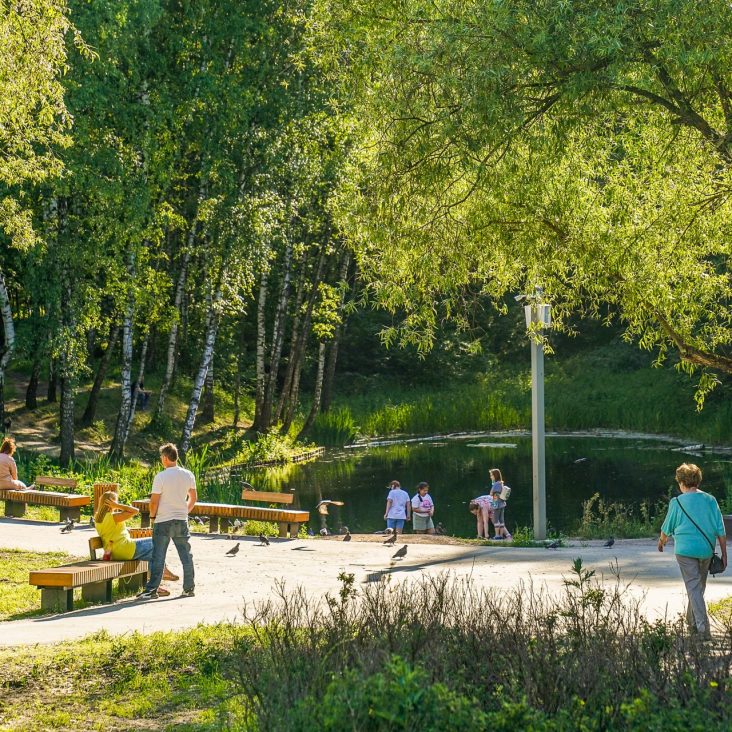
[674,496,716,553]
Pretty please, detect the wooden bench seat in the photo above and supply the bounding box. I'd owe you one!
[27,527,152,612]
[132,499,309,538]
[2,476,90,522]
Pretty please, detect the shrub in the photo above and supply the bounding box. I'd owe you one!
[573,492,666,538]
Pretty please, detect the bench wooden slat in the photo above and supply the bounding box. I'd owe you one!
[241,489,294,504]
[2,490,90,507]
[36,476,78,489]
[29,560,148,588]
[132,499,309,523]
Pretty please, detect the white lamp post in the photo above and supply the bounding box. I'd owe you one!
[518,287,551,540]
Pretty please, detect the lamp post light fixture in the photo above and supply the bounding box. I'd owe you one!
[516,287,551,540]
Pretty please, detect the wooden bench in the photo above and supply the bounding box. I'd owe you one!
[132,497,309,538]
[1,476,90,522]
[27,528,152,612]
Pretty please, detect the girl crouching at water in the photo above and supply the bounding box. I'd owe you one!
[469,495,493,539]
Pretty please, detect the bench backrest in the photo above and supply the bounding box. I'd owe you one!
[89,527,151,559]
[93,482,120,513]
[36,475,78,490]
[242,489,294,505]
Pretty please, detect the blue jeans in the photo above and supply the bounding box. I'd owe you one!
[133,537,154,561]
[386,518,406,530]
[145,519,194,593]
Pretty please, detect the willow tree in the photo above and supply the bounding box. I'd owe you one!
[319,0,732,398]
[0,1,79,430]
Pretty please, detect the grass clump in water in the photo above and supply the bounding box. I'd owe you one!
[572,492,666,539]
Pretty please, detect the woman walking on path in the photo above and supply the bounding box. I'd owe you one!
[411,481,435,534]
[384,480,411,534]
[469,495,493,539]
[0,437,32,491]
[489,468,511,540]
[658,463,727,639]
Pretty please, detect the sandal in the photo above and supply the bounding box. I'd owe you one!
[156,587,171,597]
[163,570,180,581]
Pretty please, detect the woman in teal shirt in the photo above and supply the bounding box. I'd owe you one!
[658,463,727,639]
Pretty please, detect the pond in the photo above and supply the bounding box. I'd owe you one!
[224,433,732,538]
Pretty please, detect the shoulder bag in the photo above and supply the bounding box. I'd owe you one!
[674,497,725,576]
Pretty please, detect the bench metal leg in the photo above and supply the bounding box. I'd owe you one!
[209,516,219,533]
[119,573,144,594]
[82,580,113,604]
[40,587,73,612]
[59,506,81,523]
[5,500,26,518]
[140,513,150,528]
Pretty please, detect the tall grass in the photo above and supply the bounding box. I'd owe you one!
[573,493,667,538]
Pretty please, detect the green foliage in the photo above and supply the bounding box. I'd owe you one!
[310,407,360,445]
[575,493,665,539]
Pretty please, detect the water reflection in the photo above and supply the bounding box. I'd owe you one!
[207,435,732,538]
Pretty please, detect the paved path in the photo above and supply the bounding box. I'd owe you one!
[2,518,731,646]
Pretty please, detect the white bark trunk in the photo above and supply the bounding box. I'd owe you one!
[109,305,134,459]
[252,268,269,430]
[180,287,222,456]
[297,340,327,440]
[122,330,150,447]
[0,267,16,428]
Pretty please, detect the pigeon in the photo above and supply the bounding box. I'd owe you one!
[319,528,329,536]
[392,545,407,560]
[574,457,589,464]
[435,522,446,536]
[193,516,205,526]
[316,500,345,516]
[226,543,240,556]
[89,516,95,526]
[603,537,615,548]
[60,520,74,534]
[343,530,351,542]
[545,539,561,549]
[307,528,315,536]
[383,533,397,546]
[339,525,350,535]
[258,534,270,546]
[233,519,243,531]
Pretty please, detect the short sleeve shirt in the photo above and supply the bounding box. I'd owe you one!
[386,488,411,519]
[152,466,196,523]
[661,491,725,559]
[412,493,434,514]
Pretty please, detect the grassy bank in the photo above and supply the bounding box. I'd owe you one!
[1,568,731,731]
[313,347,732,445]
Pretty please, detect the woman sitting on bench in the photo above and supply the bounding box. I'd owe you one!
[0,437,33,491]
[95,491,179,590]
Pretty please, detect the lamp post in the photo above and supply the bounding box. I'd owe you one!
[519,288,551,540]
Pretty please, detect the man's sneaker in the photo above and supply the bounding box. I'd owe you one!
[181,588,195,598]
[136,589,159,600]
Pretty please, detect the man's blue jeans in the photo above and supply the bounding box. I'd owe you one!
[145,519,194,593]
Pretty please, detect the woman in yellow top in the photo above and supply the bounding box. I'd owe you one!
[95,491,178,587]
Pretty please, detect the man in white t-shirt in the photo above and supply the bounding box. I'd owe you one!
[138,443,197,600]
[384,480,411,534]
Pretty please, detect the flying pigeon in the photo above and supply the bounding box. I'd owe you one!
[383,533,397,546]
[343,530,351,542]
[316,500,345,516]
[226,543,240,556]
[258,534,270,546]
[193,516,205,526]
[603,537,615,548]
[392,545,407,560]
[545,539,561,550]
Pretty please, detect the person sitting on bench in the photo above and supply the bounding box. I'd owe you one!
[95,491,179,591]
[0,437,33,491]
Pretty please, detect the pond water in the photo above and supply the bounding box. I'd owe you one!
[223,433,732,538]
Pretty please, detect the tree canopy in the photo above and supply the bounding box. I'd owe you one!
[318,0,732,394]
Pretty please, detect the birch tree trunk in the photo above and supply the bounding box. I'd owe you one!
[280,248,327,434]
[151,201,201,423]
[0,267,16,430]
[180,286,222,457]
[121,330,149,448]
[252,268,269,431]
[109,303,134,460]
[58,199,75,467]
[260,241,293,429]
[81,325,120,427]
[59,372,75,466]
[297,340,327,440]
[200,361,214,424]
